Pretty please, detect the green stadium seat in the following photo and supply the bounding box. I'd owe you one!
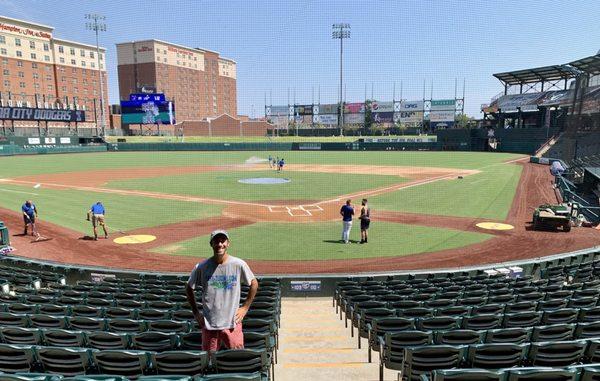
[84,331,129,350]
[434,329,483,345]
[131,332,179,352]
[67,317,107,331]
[530,324,575,342]
[574,321,600,339]
[379,331,432,381]
[93,350,151,377]
[36,347,94,377]
[152,350,208,375]
[107,319,147,333]
[527,341,586,367]
[466,343,527,369]
[402,344,465,381]
[0,327,43,345]
[430,368,506,381]
[506,367,577,381]
[42,329,86,347]
[29,314,67,329]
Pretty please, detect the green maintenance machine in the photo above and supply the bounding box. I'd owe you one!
[532,203,580,232]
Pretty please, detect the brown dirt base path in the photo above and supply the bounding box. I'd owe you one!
[2,161,599,275]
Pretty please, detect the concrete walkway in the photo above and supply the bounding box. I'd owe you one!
[275,297,397,381]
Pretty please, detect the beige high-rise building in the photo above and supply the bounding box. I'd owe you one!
[116,39,236,121]
[0,15,108,122]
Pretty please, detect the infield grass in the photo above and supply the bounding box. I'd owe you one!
[0,183,222,234]
[152,221,493,260]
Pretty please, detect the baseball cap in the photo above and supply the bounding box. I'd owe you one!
[209,229,230,243]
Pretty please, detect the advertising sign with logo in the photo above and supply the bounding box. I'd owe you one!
[268,106,289,116]
[129,93,166,102]
[396,111,424,123]
[429,110,455,122]
[0,107,86,122]
[399,101,424,111]
[319,104,338,114]
[27,138,40,145]
[430,121,454,129]
[268,116,289,127]
[344,113,365,124]
[318,114,338,124]
[370,101,394,112]
[372,112,394,123]
[431,99,456,111]
[44,137,56,144]
[294,105,313,115]
[344,102,365,114]
[290,280,322,292]
[59,137,71,144]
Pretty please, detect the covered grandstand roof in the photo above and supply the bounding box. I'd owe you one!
[493,65,580,85]
[568,54,600,75]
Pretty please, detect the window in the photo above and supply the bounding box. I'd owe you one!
[15,38,21,46]
[61,76,65,82]
[74,87,78,93]
[43,43,49,51]
[72,78,77,84]
[163,49,166,54]
[32,73,39,79]
[16,51,22,57]
[30,53,36,59]
[0,36,5,44]
[44,55,50,62]
[45,74,51,81]
[90,62,95,68]
[99,53,103,60]
[99,63,103,69]
[61,86,66,91]
[34,83,40,89]
[17,61,23,67]
[163,58,167,63]
[71,68,76,74]
[3,80,8,87]
[19,82,25,88]
[71,59,76,65]
[0,48,6,55]
[30,41,35,49]
[81,61,86,67]
[18,71,24,77]
[58,46,64,53]
[1,58,6,64]
[32,62,38,68]
[90,51,94,59]
[70,48,75,55]
[2,69,8,75]
[47,84,52,90]
[82,69,87,75]
[59,57,65,63]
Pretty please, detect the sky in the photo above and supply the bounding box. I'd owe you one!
[2,0,599,117]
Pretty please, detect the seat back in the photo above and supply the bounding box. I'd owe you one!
[485,328,531,344]
[527,341,586,367]
[0,343,36,373]
[506,367,577,381]
[131,332,178,352]
[36,347,93,377]
[43,329,86,347]
[467,343,526,369]
[211,349,269,374]
[152,350,208,375]
[93,350,151,377]
[84,331,129,350]
[432,368,506,381]
[403,344,464,381]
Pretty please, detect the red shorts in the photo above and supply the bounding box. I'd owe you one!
[202,323,244,351]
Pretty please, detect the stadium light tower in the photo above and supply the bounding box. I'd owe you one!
[332,23,350,133]
[85,13,107,137]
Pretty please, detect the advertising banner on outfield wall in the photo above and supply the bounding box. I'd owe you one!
[319,104,338,114]
[318,114,338,124]
[395,111,424,123]
[344,113,365,124]
[373,112,394,123]
[430,121,454,129]
[370,101,394,112]
[429,110,456,122]
[431,99,456,111]
[399,101,424,111]
[294,105,313,115]
[267,106,289,116]
[344,102,365,114]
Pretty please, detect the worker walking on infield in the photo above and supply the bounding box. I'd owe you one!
[21,200,39,238]
[340,199,354,244]
[359,198,371,244]
[278,157,285,172]
[268,154,273,168]
[87,201,108,241]
[186,229,258,351]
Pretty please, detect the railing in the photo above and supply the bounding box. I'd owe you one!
[555,174,600,223]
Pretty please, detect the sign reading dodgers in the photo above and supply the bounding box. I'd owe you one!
[430,99,456,111]
[429,110,455,122]
[0,107,86,122]
[399,101,424,111]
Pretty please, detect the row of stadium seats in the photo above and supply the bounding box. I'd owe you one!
[379,339,600,380]
[0,344,271,379]
[424,364,600,381]
[0,373,265,381]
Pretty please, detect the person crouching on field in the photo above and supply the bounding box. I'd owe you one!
[87,201,108,240]
[186,230,258,351]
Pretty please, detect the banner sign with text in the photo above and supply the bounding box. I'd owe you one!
[0,107,86,122]
[430,99,456,111]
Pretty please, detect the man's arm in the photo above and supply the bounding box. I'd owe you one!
[185,284,204,328]
[235,278,258,324]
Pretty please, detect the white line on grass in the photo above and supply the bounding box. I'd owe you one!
[0,188,39,195]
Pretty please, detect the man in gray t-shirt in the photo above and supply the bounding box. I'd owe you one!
[186,229,258,351]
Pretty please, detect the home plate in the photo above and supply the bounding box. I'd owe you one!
[114,235,156,244]
[33,184,41,189]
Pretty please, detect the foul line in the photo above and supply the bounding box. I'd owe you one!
[0,188,39,196]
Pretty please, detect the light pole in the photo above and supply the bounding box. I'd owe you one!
[332,23,350,135]
[85,13,107,137]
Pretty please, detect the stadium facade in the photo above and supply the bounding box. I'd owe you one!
[116,39,237,122]
[0,15,108,122]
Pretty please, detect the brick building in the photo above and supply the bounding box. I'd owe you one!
[116,39,236,122]
[0,16,108,123]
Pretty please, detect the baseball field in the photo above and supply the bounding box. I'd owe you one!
[2,150,596,274]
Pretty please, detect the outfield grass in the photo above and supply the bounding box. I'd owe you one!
[0,151,523,178]
[104,135,437,143]
[107,170,406,201]
[151,221,493,260]
[370,162,523,220]
[0,183,223,234]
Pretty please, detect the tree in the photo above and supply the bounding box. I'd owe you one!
[455,113,475,129]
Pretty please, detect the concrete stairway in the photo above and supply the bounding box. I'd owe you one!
[274,297,396,381]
